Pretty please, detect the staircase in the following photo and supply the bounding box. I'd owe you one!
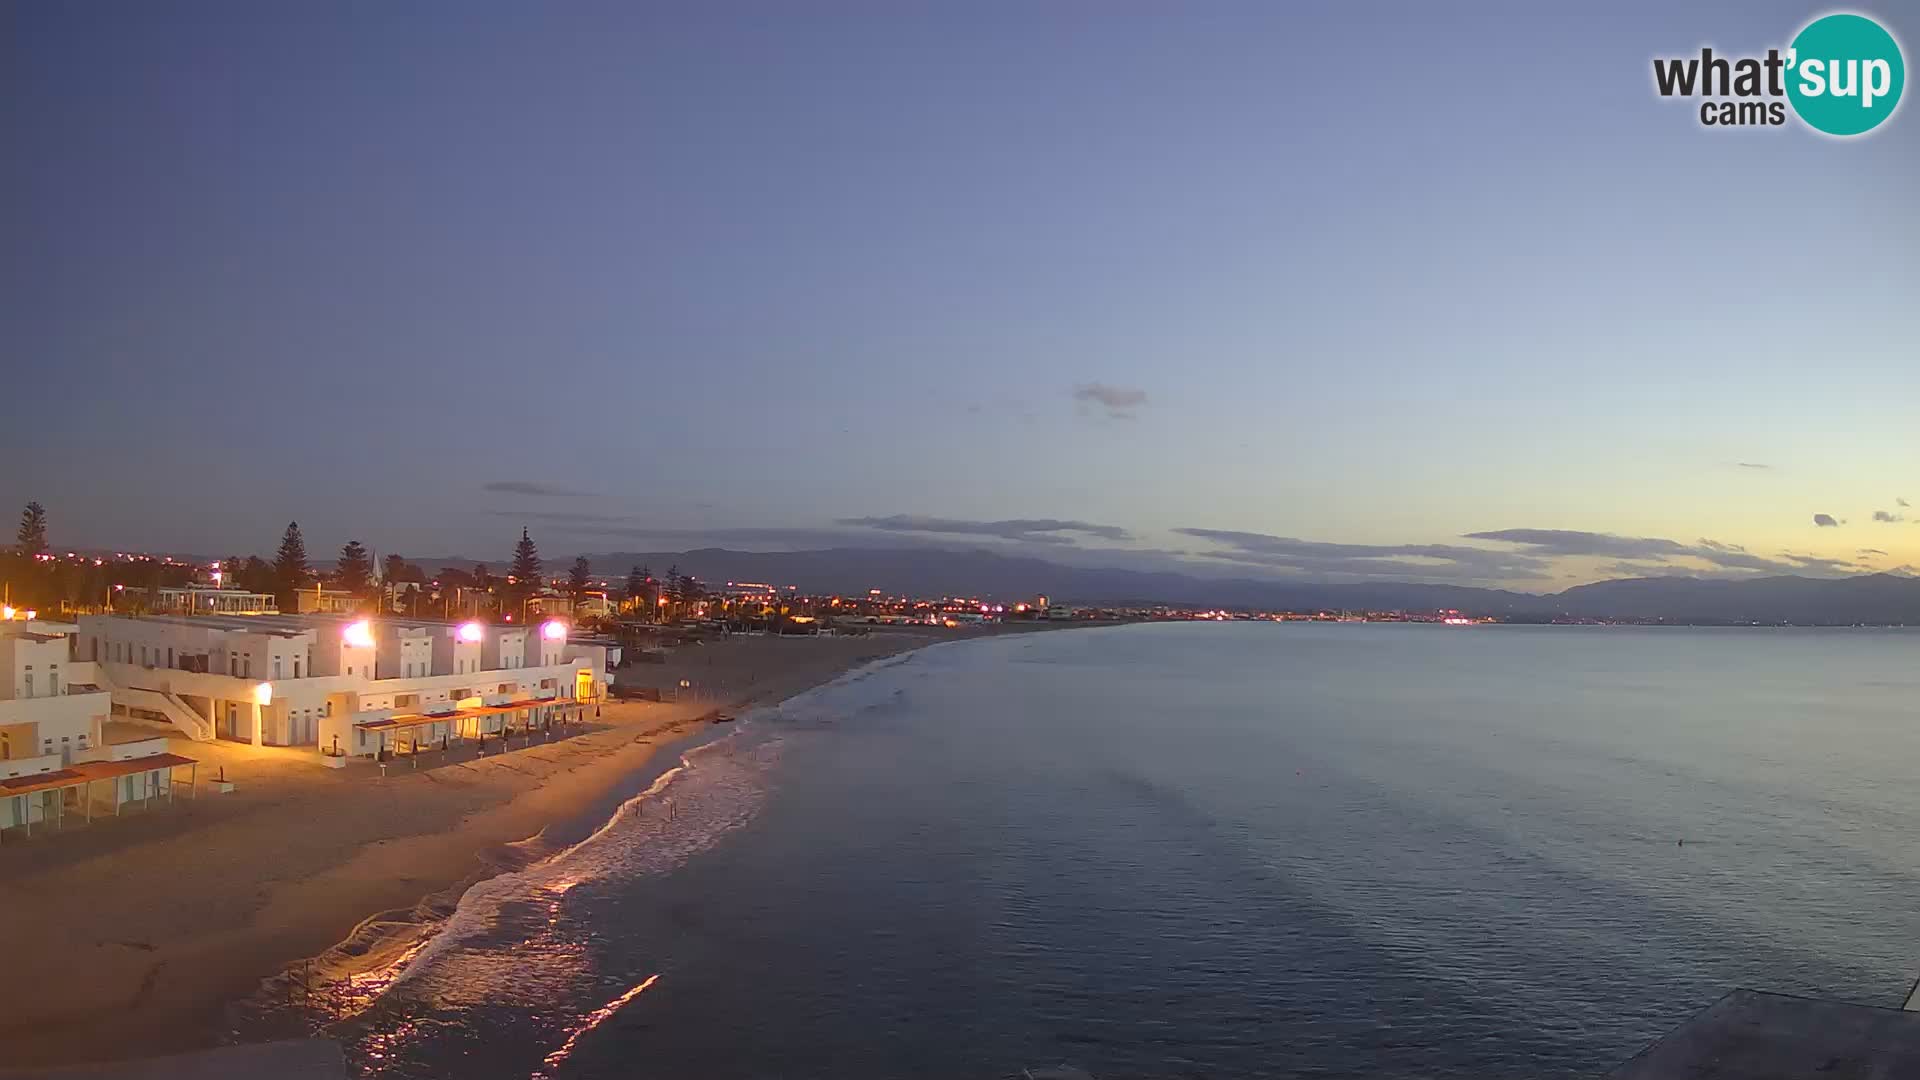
[94,668,217,742]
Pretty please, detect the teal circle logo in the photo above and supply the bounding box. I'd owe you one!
[1786,13,1905,136]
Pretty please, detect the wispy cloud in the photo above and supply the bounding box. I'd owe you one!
[1860,548,1889,556]
[1873,510,1905,523]
[1072,383,1149,419]
[1900,497,1911,508]
[1466,527,1858,576]
[484,480,593,497]
[1813,513,1840,527]
[1734,462,1772,470]
[1173,528,1551,583]
[840,514,1133,545]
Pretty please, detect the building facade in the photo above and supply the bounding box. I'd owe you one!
[0,621,111,766]
[75,613,609,755]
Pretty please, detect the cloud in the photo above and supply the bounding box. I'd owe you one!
[1900,497,1911,508]
[1874,510,1905,523]
[1072,383,1149,418]
[1173,528,1552,584]
[1466,527,1859,576]
[1734,462,1772,470]
[1860,548,1889,556]
[1813,513,1840,527]
[483,480,593,497]
[840,514,1133,545]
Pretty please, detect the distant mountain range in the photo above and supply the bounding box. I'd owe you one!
[513,546,1920,626]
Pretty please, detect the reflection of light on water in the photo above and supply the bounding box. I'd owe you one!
[326,934,434,1022]
[530,974,661,1080]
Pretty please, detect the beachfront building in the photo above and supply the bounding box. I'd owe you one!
[289,586,360,614]
[0,620,110,765]
[0,620,199,834]
[73,613,612,759]
[142,586,279,616]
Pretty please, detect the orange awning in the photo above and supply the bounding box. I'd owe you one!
[358,698,569,732]
[0,754,197,798]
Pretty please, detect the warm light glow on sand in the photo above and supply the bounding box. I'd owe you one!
[343,619,375,647]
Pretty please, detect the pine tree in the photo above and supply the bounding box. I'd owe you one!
[273,522,310,605]
[16,501,48,557]
[337,541,373,596]
[626,565,646,601]
[568,555,592,599]
[472,563,493,591]
[510,528,542,585]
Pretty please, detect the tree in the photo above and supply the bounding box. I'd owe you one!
[273,522,311,606]
[510,528,542,585]
[239,556,275,595]
[384,554,407,585]
[568,555,592,599]
[472,563,494,591]
[626,565,646,602]
[337,541,373,596]
[16,501,48,557]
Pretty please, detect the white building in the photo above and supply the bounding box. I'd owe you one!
[0,620,110,766]
[74,613,610,758]
[144,586,279,615]
[0,620,193,834]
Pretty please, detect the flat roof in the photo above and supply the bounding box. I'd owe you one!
[0,753,197,798]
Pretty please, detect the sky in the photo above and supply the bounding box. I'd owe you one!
[4,1,1917,591]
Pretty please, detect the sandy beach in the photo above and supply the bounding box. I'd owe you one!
[0,626,1057,1070]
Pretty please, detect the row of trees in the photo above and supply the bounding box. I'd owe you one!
[4,503,711,624]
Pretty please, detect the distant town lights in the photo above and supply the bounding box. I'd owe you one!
[343,620,376,648]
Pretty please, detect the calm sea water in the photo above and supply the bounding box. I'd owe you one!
[304,624,1920,1078]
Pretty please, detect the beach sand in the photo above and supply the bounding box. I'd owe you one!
[0,626,1052,1069]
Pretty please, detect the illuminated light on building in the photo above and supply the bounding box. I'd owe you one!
[343,620,376,648]
[541,619,567,640]
[254,682,274,706]
[458,621,484,642]
[1,606,12,620]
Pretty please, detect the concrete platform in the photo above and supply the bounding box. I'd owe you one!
[0,1039,343,1080]
[1610,988,1920,1078]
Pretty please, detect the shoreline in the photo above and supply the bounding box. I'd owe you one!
[0,623,1079,1070]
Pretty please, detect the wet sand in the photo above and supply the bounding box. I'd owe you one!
[0,627,1061,1069]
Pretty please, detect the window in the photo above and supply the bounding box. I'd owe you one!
[49,672,58,695]
[274,657,283,679]
[243,657,251,678]
[294,658,301,678]
[167,648,174,668]
[23,674,33,697]
[142,646,149,666]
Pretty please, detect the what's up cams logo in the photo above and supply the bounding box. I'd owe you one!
[1653,11,1905,135]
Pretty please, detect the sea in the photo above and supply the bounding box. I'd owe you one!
[252,623,1920,1078]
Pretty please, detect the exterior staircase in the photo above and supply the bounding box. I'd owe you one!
[93,668,216,742]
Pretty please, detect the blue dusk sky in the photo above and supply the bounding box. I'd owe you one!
[4,2,1916,589]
